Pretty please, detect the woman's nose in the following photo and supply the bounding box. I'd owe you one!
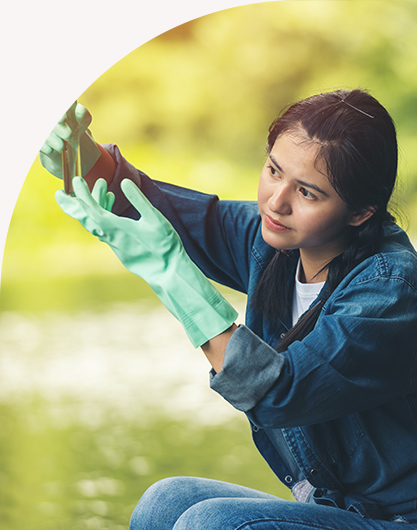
[268,184,292,215]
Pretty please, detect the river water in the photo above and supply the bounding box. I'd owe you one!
[0,300,243,426]
[0,296,289,530]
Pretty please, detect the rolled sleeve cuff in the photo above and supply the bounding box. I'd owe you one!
[103,144,144,217]
[210,325,285,412]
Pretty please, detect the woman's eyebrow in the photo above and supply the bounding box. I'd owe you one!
[269,154,329,197]
[269,155,284,173]
[296,179,329,197]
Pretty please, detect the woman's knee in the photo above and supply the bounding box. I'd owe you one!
[129,477,208,530]
[172,498,280,530]
[173,499,224,530]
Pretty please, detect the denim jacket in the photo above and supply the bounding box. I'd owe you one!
[106,145,417,521]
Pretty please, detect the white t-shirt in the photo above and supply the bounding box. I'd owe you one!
[292,260,325,326]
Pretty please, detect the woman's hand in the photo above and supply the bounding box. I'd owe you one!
[39,102,101,180]
[56,177,238,349]
[56,177,184,270]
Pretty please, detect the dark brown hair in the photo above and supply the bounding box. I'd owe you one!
[252,89,397,350]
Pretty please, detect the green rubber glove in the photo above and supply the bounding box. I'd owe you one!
[56,178,116,225]
[56,177,238,348]
[39,102,101,179]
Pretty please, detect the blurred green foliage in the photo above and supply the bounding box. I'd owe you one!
[3,0,417,310]
[1,1,417,529]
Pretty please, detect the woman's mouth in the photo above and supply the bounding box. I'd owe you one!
[264,214,292,232]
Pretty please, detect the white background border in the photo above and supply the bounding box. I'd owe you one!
[0,0,273,286]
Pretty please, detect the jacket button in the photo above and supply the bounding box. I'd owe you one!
[280,333,286,339]
[310,469,318,475]
[284,475,293,484]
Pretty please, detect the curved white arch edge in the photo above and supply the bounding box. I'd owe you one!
[0,0,280,288]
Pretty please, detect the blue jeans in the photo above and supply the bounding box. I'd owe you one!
[129,477,413,529]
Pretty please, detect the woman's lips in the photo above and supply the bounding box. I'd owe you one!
[264,214,291,232]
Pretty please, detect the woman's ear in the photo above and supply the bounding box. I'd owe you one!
[348,206,376,227]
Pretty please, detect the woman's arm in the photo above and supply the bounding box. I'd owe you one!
[210,271,417,428]
[56,177,239,350]
[201,323,238,373]
[104,144,261,293]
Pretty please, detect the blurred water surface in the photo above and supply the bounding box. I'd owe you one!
[0,301,236,423]
[0,296,291,530]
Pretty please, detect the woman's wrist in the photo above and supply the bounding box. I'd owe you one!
[201,323,238,373]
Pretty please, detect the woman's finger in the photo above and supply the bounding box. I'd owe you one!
[105,192,115,212]
[91,178,109,207]
[72,176,100,211]
[120,178,159,222]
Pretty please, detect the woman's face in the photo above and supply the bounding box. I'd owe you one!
[258,131,361,268]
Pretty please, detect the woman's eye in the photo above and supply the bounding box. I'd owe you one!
[300,187,316,200]
[268,165,279,178]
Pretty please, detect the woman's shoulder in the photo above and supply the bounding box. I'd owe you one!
[342,223,417,293]
[378,222,417,279]
[381,222,417,253]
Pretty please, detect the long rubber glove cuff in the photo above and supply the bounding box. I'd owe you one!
[56,177,238,348]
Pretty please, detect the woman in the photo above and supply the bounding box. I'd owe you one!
[40,89,417,528]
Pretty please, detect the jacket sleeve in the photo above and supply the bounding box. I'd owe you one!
[105,144,260,293]
[210,264,417,428]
